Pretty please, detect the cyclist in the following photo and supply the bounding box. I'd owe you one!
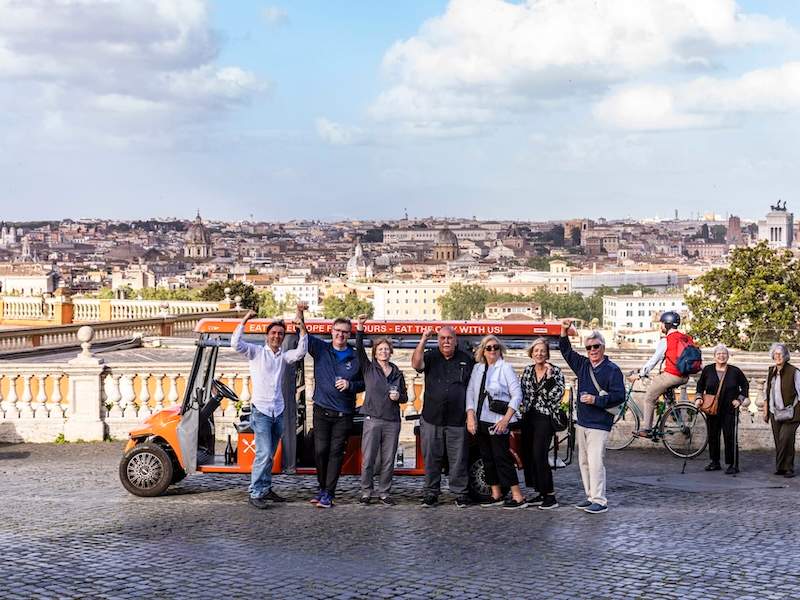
[629,311,689,438]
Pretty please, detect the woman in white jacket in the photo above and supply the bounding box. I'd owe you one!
[466,335,526,509]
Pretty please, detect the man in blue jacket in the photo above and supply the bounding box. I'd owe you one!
[559,319,624,514]
[308,317,365,508]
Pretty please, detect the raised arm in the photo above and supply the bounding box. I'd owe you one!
[355,314,371,366]
[284,303,309,364]
[231,310,260,360]
[412,327,434,372]
[559,319,586,374]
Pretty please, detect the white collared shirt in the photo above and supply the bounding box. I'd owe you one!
[231,324,308,417]
[466,359,523,424]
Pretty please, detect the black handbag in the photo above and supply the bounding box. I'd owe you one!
[550,409,569,432]
[487,392,510,416]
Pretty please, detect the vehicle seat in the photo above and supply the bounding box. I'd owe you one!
[235,405,254,434]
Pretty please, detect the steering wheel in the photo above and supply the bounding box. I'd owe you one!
[211,378,239,402]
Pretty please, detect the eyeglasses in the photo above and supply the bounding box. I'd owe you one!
[484,344,500,352]
[585,344,602,351]
[332,329,350,335]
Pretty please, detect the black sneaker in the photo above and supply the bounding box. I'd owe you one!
[265,489,287,502]
[480,497,505,508]
[359,495,372,505]
[526,494,545,506]
[420,494,438,508]
[501,498,528,510]
[248,496,269,510]
[704,462,721,472]
[539,496,559,510]
[379,496,396,506]
[725,465,739,475]
[454,495,470,508]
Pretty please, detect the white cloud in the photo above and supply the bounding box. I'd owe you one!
[594,62,800,130]
[0,0,266,144]
[262,6,289,27]
[316,118,369,146]
[369,0,792,135]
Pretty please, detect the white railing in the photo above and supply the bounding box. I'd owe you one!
[0,310,242,354]
[72,298,101,322]
[1,296,55,321]
[109,300,220,321]
[0,340,784,447]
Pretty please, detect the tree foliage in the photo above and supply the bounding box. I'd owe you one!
[199,281,260,311]
[321,294,374,319]
[437,283,615,321]
[686,241,800,350]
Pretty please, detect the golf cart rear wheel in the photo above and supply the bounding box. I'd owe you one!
[468,457,491,502]
[119,443,174,497]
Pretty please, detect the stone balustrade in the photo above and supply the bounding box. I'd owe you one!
[0,331,792,452]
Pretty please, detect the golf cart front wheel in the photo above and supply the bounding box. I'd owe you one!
[119,442,174,497]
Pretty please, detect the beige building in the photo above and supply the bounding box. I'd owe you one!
[485,301,542,320]
[371,281,449,319]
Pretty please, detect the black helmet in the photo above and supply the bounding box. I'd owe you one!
[660,311,681,328]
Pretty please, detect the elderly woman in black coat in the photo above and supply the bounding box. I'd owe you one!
[694,344,749,474]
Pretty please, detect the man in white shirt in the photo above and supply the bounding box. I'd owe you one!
[232,303,308,509]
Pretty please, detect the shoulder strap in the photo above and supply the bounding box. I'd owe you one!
[714,367,728,402]
[588,364,605,396]
[476,365,488,420]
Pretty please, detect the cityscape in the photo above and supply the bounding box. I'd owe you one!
[0,203,795,348]
[3,0,800,598]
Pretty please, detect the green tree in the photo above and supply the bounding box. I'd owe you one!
[437,283,491,319]
[321,294,374,319]
[615,283,656,295]
[257,291,296,318]
[686,241,800,350]
[526,256,551,270]
[199,281,261,311]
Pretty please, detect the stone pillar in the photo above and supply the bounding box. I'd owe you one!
[99,298,112,322]
[63,326,106,442]
[53,294,74,325]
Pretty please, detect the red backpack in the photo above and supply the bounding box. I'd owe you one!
[666,332,702,376]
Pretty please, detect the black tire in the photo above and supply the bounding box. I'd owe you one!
[171,466,187,484]
[606,404,640,451]
[468,456,491,502]
[661,403,708,459]
[119,443,174,497]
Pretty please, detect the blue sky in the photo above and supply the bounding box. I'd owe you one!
[1,0,800,222]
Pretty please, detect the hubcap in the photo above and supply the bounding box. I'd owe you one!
[127,452,164,489]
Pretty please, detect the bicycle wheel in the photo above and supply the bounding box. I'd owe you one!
[606,401,640,451]
[660,403,708,459]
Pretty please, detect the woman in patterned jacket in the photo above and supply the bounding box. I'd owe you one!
[519,337,566,510]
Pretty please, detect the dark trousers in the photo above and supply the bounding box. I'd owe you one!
[313,405,353,495]
[477,422,519,489]
[707,410,736,466]
[521,411,555,495]
[770,416,799,472]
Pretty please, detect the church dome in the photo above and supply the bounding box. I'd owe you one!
[436,228,459,246]
[185,213,210,245]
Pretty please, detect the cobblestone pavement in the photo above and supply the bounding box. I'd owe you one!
[1,442,799,599]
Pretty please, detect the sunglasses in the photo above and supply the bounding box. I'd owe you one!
[484,344,501,352]
[332,328,350,335]
[585,344,602,351]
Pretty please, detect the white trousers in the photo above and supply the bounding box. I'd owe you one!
[576,425,609,506]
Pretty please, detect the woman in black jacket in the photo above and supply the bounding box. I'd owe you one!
[355,314,408,505]
[694,344,749,474]
[519,337,565,510]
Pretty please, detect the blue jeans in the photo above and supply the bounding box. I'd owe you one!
[249,407,284,499]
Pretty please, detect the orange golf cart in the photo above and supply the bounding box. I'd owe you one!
[119,319,574,497]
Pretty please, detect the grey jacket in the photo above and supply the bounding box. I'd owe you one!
[356,331,409,421]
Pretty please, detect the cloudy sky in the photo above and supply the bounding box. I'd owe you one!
[2,0,800,222]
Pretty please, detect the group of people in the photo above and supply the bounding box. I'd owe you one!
[232,305,800,512]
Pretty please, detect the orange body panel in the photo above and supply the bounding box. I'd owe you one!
[124,406,185,467]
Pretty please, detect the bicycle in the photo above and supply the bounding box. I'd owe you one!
[606,375,708,459]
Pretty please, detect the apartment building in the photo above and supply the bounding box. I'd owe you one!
[371,281,449,319]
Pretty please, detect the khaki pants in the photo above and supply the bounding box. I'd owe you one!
[576,425,609,506]
[642,372,688,430]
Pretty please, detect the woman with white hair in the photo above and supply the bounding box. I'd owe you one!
[466,335,526,509]
[694,344,749,474]
[762,343,800,478]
